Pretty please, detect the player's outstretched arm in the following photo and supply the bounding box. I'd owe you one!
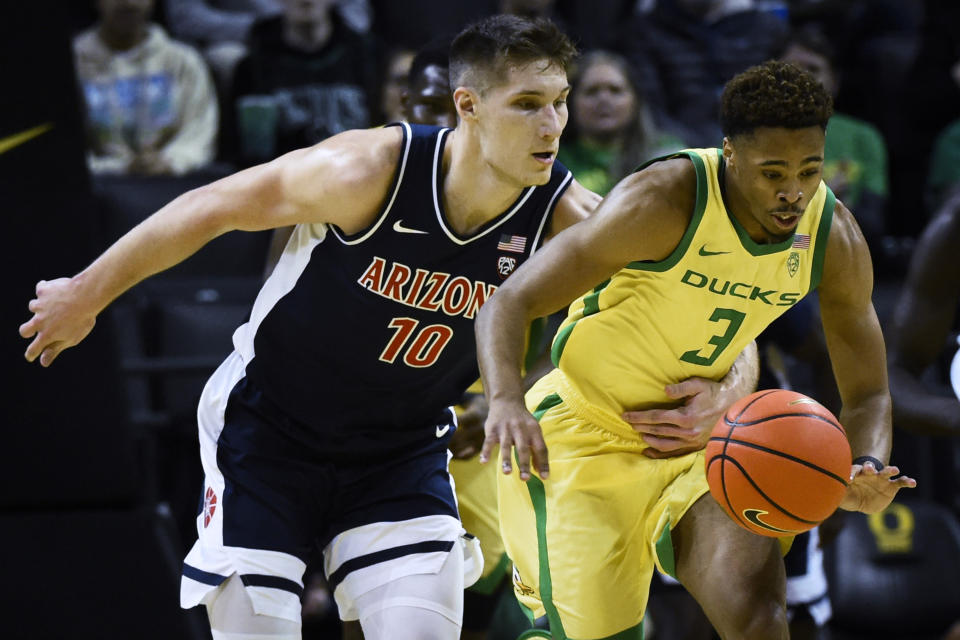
[817,201,916,512]
[19,127,402,366]
[887,192,960,436]
[475,160,694,481]
[623,340,760,458]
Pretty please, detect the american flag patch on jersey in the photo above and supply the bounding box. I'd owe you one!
[792,234,811,249]
[497,234,527,253]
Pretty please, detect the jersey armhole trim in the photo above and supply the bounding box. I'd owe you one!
[530,170,574,254]
[809,185,836,291]
[626,150,707,272]
[330,121,413,246]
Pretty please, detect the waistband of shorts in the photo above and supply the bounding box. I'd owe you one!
[550,370,646,443]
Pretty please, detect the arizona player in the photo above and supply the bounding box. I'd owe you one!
[20,15,586,640]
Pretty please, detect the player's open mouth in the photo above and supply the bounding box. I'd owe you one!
[771,213,800,229]
[532,152,555,165]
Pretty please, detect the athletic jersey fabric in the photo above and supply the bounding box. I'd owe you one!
[551,148,834,419]
[230,122,572,459]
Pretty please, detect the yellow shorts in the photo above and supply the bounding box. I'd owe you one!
[498,369,710,640]
[450,455,510,594]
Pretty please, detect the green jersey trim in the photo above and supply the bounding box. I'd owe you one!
[626,150,709,272]
[809,186,836,291]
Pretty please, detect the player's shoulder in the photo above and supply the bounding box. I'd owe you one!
[614,155,699,222]
[288,126,404,192]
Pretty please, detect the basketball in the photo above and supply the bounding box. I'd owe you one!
[705,389,852,537]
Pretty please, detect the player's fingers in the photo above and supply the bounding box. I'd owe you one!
[24,335,51,363]
[478,431,497,464]
[631,422,696,439]
[622,409,672,425]
[19,317,38,339]
[641,434,687,451]
[663,378,704,399]
[529,431,549,480]
[499,434,515,475]
[38,341,65,367]
[513,434,532,481]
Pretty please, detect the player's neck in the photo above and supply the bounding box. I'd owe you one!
[441,130,528,236]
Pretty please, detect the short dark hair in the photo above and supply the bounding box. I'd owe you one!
[720,60,833,138]
[408,36,452,87]
[449,14,577,93]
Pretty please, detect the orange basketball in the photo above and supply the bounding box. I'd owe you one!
[705,389,852,537]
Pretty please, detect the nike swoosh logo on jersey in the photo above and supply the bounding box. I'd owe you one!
[698,244,731,256]
[435,424,451,438]
[0,122,53,156]
[393,219,429,235]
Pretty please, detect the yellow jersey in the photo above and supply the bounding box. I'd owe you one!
[551,148,835,416]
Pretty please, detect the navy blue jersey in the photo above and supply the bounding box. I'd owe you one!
[230,123,572,457]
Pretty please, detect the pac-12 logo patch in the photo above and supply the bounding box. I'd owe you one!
[497,256,517,279]
[786,251,800,277]
[203,487,218,528]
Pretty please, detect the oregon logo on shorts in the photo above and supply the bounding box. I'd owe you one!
[512,566,535,596]
[787,251,800,277]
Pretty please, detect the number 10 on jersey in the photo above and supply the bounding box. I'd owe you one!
[379,317,454,368]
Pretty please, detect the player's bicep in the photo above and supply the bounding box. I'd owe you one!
[220,127,401,234]
[818,204,888,400]
[505,171,689,319]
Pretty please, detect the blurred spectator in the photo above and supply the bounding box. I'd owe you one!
[616,0,789,147]
[231,0,379,165]
[887,186,960,512]
[400,38,456,129]
[558,50,684,196]
[886,0,958,235]
[164,0,370,89]
[164,0,283,90]
[379,47,415,124]
[781,24,889,263]
[927,119,960,210]
[73,0,218,175]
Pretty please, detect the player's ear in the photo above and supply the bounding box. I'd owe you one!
[453,87,478,122]
[722,136,735,167]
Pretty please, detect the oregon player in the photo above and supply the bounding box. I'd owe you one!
[477,61,916,640]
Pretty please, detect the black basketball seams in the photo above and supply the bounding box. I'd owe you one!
[728,389,779,423]
[708,454,822,525]
[722,411,843,433]
[708,436,848,486]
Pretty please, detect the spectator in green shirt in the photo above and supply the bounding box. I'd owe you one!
[558,49,684,196]
[928,119,960,210]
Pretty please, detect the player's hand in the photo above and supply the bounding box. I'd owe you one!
[19,277,97,367]
[449,393,488,459]
[622,377,729,459]
[480,399,549,481]
[839,460,917,513]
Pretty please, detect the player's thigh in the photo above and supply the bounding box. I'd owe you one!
[354,538,464,640]
[674,494,787,632]
[499,430,656,636]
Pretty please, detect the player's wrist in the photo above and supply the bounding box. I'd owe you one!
[852,455,885,471]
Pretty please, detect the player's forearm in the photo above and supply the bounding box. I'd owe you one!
[75,186,234,314]
[476,290,533,405]
[719,340,759,401]
[839,390,893,464]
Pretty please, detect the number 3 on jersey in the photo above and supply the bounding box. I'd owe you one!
[680,307,746,366]
[379,317,454,368]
